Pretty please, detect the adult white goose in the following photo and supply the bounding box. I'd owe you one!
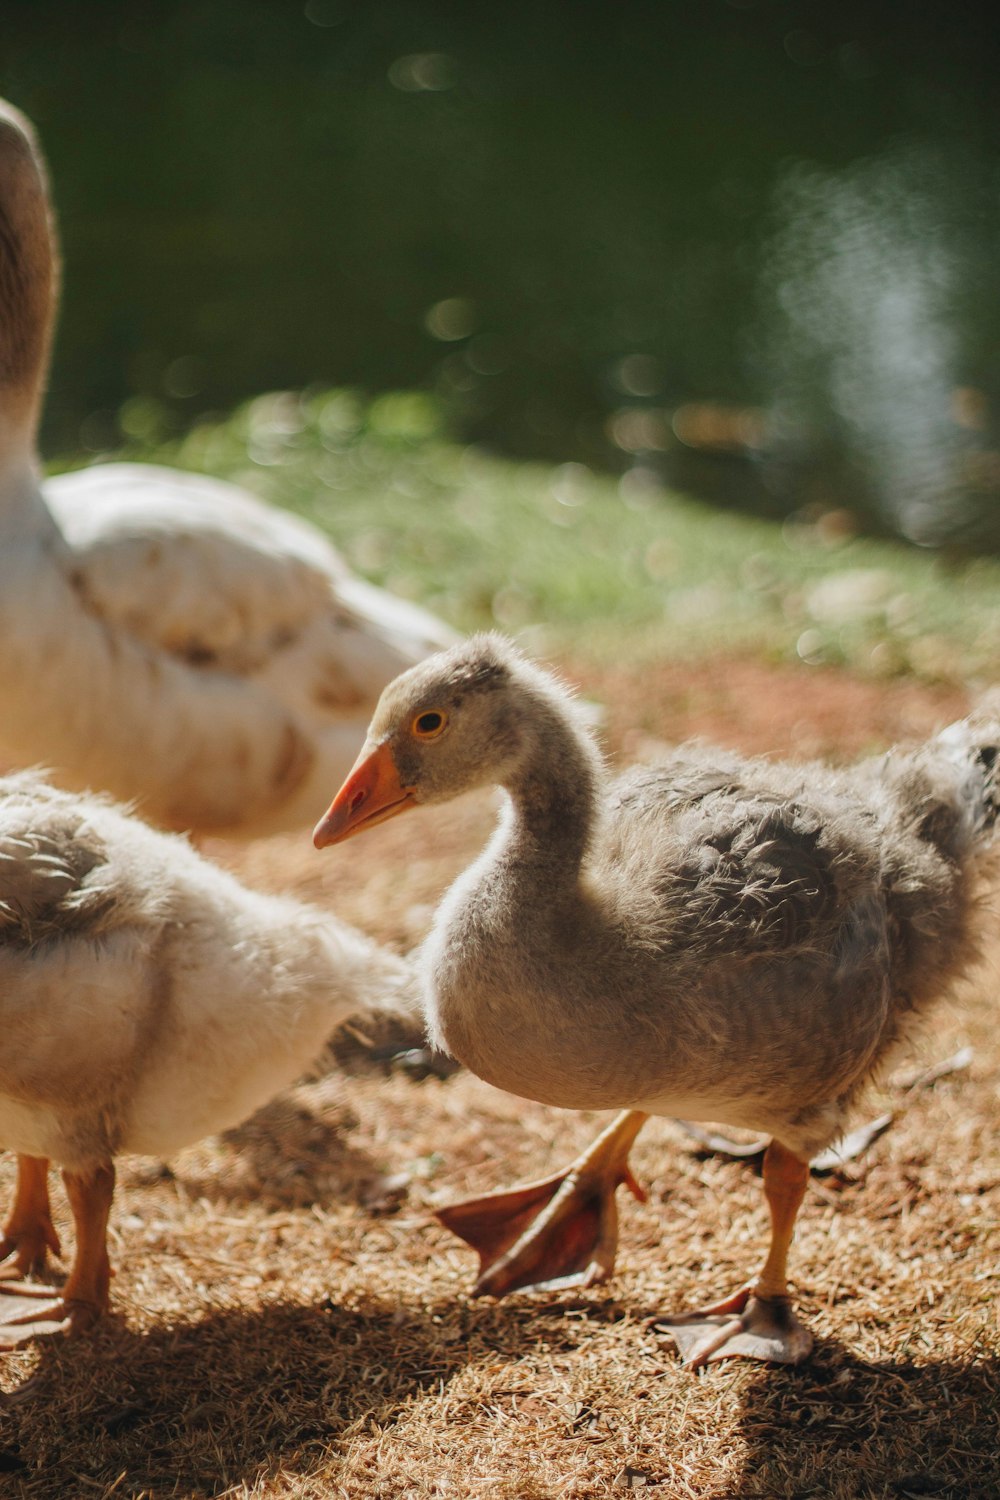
[314,634,1000,1366]
[0,769,417,1345]
[0,98,453,838]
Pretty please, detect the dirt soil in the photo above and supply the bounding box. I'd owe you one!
[2,653,998,1499]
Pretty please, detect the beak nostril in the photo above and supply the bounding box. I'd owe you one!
[316,742,410,847]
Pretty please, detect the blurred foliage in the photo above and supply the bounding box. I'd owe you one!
[99,386,1000,682]
[5,1,1000,546]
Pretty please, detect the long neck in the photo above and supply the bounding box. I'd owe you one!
[424,691,608,1087]
[494,693,604,900]
[0,105,58,468]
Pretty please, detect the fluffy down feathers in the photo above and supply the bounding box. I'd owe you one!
[0,771,416,1172]
[323,635,1000,1160]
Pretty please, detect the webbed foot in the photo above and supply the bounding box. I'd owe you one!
[652,1282,813,1367]
[0,1282,80,1348]
[436,1110,649,1296]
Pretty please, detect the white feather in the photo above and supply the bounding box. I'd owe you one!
[0,770,417,1171]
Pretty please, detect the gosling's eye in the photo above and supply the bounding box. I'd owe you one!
[412,709,448,739]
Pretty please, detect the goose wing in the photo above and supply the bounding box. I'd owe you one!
[43,463,451,686]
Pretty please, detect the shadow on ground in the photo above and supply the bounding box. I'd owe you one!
[730,1340,1000,1500]
[0,1295,565,1496]
[3,1293,998,1498]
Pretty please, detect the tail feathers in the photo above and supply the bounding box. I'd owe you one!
[933,701,1000,847]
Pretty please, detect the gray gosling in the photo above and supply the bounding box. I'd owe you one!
[315,632,1000,1366]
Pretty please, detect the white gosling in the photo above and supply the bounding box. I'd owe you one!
[0,770,416,1343]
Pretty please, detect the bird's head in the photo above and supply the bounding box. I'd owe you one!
[312,633,537,847]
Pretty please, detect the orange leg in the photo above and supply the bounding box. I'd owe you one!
[654,1138,813,1367]
[756,1139,811,1300]
[59,1163,115,1328]
[0,1161,115,1347]
[436,1110,649,1296]
[0,1156,62,1279]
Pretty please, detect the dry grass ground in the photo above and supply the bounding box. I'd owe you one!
[2,651,999,1498]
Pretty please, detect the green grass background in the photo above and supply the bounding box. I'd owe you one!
[92,387,1000,683]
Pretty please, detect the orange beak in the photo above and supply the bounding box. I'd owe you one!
[313,740,416,848]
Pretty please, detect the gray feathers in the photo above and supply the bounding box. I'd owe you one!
[374,637,1000,1158]
[0,782,119,947]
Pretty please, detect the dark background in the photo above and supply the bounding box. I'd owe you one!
[4,0,1000,544]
